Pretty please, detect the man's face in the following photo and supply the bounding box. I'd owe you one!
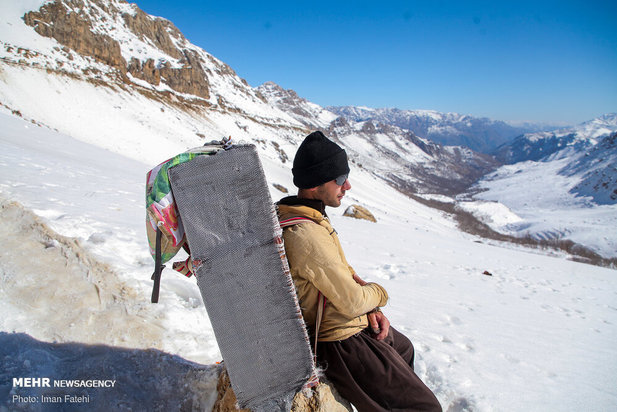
[314,177,351,207]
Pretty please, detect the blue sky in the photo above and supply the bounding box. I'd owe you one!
[134,1,617,125]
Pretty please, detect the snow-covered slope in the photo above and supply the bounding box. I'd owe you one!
[0,0,309,168]
[328,106,549,153]
[458,114,617,257]
[2,109,617,412]
[493,113,617,164]
[465,156,617,257]
[490,114,617,205]
[256,81,338,130]
[1,0,495,199]
[4,0,294,121]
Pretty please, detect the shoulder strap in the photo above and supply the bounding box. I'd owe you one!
[313,292,326,362]
[279,216,315,228]
[278,216,325,361]
[150,227,165,303]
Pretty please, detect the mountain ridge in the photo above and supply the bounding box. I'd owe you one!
[258,82,498,195]
[493,113,617,163]
[327,105,560,153]
[489,113,617,204]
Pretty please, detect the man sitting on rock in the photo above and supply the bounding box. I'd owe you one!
[277,131,442,412]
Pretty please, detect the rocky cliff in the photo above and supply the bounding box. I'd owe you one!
[23,0,214,99]
[24,0,126,72]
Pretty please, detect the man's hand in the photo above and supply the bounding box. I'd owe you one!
[367,311,380,334]
[352,274,389,340]
[368,310,390,341]
[352,273,367,286]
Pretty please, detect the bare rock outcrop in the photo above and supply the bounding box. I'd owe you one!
[344,204,377,223]
[127,57,161,85]
[121,8,184,60]
[160,49,211,99]
[24,0,126,71]
[24,0,211,100]
[213,368,353,412]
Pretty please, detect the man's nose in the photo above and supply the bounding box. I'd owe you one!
[343,179,351,190]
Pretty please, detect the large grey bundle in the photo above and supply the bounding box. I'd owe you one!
[169,145,314,411]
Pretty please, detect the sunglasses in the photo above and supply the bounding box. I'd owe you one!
[335,174,348,186]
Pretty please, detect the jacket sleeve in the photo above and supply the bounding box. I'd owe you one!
[286,223,388,319]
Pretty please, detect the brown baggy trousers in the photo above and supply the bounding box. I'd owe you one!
[318,327,442,412]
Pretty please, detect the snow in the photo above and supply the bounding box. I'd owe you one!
[416,193,455,203]
[469,157,617,258]
[522,114,617,145]
[0,64,193,164]
[1,110,616,411]
[457,200,523,229]
[257,81,338,129]
[0,0,50,47]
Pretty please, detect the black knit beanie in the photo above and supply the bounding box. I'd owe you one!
[292,131,350,189]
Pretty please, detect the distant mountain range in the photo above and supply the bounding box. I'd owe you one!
[493,113,617,163]
[326,106,558,153]
[258,82,497,195]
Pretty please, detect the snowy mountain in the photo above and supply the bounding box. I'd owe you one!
[256,81,338,130]
[462,114,617,256]
[0,0,311,169]
[490,113,617,204]
[493,113,617,164]
[259,83,498,195]
[327,105,549,153]
[565,132,617,204]
[326,117,498,196]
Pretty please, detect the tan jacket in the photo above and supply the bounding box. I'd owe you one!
[278,200,389,341]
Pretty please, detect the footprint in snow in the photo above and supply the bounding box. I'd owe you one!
[501,353,520,364]
[446,315,462,325]
[455,341,475,352]
[447,397,477,412]
[457,303,475,312]
[88,232,108,245]
[374,263,409,280]
[438,336,452,344]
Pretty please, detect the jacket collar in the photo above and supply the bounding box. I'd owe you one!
[277,196,327,216]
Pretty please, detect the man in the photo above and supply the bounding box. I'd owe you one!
[277,131,442,412]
